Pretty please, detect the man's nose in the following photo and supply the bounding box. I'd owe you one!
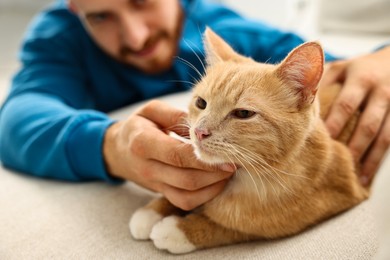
[120,15,149,51]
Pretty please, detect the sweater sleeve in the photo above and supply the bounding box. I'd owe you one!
[0,93,118,182]
[0,19,120,183]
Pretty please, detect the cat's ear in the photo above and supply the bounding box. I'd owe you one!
[276,42,324,108]
[203,27,242,66]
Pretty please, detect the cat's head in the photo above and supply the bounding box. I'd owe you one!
[188,28,324,166]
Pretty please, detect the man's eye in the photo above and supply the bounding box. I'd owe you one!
[132,0,147,7]
[232,109,256,119]
[89,13,111,24]
[196,97,207,110]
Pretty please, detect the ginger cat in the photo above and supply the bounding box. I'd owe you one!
[129,28,369,254]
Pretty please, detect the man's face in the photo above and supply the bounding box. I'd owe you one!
[69,0,183,74]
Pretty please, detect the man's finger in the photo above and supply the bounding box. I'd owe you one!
[145,159,233,191]
[137,100,188,130]
[347,90,388,161]
[160,179,229,211]
[131,127,235,173]
[320,61,346,88]
[360,113,390,186]
[325,77,368,138]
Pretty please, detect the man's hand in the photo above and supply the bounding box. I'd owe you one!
[103,100,235,211]
[321,46,390,186]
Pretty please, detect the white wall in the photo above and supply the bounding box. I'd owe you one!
[222,0,290,28]
[0,0,51,10]
[221,1,310,27]
[0,0,50,5]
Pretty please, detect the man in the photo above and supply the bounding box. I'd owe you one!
[0,0,389,210]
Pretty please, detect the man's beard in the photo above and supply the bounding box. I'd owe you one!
[118,31,167,59]
[117,7,184,74]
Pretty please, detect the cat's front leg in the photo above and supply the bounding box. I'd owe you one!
[150,213,256,254]
[129,197,184,240]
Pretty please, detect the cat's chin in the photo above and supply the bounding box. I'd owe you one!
[194,147,228,165]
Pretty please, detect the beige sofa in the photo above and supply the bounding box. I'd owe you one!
[1,91,389,259]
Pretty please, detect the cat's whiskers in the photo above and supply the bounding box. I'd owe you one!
[226,147,264,203]
[229,143,296,198]
[229,144,287,206]
[183,39,207,73]
[175,56,204,79]
[245,153,296,198]
[251,160,289,203]
[220,150,251,223]
[235,146,293,196]
[224,142,272,199]
[221,150,245,187]
[260,155,312,181]
[237,153,271,201]
[236,144,311,181]
[166,79,197,88]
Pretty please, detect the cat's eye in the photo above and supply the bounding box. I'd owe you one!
[232,109,256,119]
[196,97,207,110]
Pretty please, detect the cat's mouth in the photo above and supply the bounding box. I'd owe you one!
[195,142,214,155]
[190,132,227,162]
[193,142,228,164]
[197,146,215,156]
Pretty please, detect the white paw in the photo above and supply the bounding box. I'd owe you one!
[150,216,196,254]
[129,208,163,240]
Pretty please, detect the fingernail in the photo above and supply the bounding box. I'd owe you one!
[220,164,236,172]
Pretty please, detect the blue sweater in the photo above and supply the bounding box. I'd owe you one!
[0,0,336,182]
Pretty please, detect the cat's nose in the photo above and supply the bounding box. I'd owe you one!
[195,128,211,141]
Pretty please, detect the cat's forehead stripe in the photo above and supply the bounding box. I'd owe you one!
[207,65,249,101]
